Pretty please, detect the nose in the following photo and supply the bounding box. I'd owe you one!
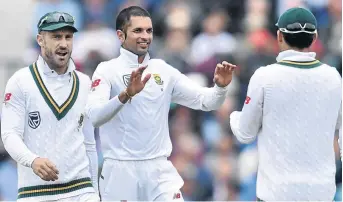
[141,31,151,40]
[59,38,68,49]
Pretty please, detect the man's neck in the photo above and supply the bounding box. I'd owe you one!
[138,55,145,64]
[41,54,68,75]
[121,46,147,64]
[282,46,310,53]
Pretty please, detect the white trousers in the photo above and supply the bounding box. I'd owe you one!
[100,157,184,201]
[17,192,100,202]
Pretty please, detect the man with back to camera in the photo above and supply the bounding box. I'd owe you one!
[229,7,342,201]
[85,6,236,201]
[1,12,99,201]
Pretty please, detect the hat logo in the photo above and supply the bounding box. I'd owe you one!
[59,16,65,22]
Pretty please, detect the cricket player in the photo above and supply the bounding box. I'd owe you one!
[85,6,236,201]
[229,7,342,201]
[1,12,99,201]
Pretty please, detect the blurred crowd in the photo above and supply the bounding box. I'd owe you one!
[0,0,342,201]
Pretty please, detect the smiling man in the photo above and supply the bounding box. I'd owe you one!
[86,6,236,201]
[1,12,99,201]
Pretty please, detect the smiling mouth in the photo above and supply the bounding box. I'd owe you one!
[138,42,149,47]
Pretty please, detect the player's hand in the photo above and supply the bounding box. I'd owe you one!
[213,61,236,87]
[31,158,59,181]
[126,66,151,96]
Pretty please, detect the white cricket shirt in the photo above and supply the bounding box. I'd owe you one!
[86,48,229,160]
[230,50,342,201]
[1,56,97,201]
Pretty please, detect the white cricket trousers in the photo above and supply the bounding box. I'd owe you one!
[100,157,184,201]
[17,192,100,202]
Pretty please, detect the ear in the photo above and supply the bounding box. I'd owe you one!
[36,34,44,47]
[277,30,283,43]
[116,30,125,43]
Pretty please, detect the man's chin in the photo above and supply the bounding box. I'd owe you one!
[136,49,149,56]
[54,60,69,69]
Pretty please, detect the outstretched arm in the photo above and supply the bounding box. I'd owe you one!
[86,64,151,128]
[171,61,235,111]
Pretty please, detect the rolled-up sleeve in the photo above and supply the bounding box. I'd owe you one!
[230,68,264,144]
[1,74,39,167]
[171,68,228,111]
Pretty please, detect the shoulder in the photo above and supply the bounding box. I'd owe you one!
[74,70,91,86]
[251,65,271,78]
[96,58,121,72]
[247,65,276,87]
[7,66,31,85]
[149,59,180,74]
[253,62,288,77]
[320,63,341,75]
[4,66,31,97]
[149,58,167,66]
[319,63,342,82]
[90,58,124,81]
[74,70,91,81]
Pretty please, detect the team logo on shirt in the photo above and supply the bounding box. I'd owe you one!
[122,74,131,87]
[28,111,41,129]
[153,74,163,85]
[77,113,84,131]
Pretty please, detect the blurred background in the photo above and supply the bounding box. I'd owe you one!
[0,0,342,201]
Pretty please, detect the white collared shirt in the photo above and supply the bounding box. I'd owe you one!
[36,55,75,106]
[86,47,229,160]
[230,50,342,201]
[1,56,98,200]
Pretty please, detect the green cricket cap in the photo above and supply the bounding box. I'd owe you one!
[37,11,78,32]
[276,7,317,29]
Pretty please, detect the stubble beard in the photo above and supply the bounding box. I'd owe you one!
[44,47,70,71]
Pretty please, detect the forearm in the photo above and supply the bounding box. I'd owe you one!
[230,111,258,143]
[201,85,228,111]
[87,94,128,128]
[85,143,99,194]
[1,133,39,167]
[118,90,132,104]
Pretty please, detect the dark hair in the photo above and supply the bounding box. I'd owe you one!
[282,32,315,49]
[116,6,151,33]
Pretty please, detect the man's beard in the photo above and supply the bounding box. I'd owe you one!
[133,47,149,57]
[45,48,70,70]
[122,43,149,57]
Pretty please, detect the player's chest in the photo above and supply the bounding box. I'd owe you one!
[110,68,172,100]
[24,76,87,124]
